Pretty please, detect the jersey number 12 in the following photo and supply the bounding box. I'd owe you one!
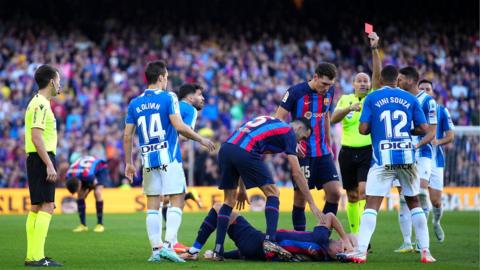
[380,110,408,138]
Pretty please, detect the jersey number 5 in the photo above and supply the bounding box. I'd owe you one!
[137,113,166,143]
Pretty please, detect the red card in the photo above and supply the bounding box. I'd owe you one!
[365,23,373,34]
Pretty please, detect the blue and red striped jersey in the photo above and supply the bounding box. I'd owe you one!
[226,116,297,156]
[280,82,334,157]
[66,156,107,182]
[276,226,331,261]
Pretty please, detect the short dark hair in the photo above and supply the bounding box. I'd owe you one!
[145,60,167,85]
[192,83,204,91]
[34,65,58,89]
[418,79,433,87]
[315,62,337,80]
[380,65,399,84]
[178,84,197,100]
[399,66,420,83]
[294,117,312,133]
[66,178,80,194]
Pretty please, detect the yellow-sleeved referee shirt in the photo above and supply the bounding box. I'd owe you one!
[25,93,57,154]
[335,93,372,147]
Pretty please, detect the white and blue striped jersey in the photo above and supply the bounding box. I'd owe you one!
[180,101,198,129]
[413,91,437,158]
[433,105,454,168]
[125,89,182,168]
[360,86,427,166]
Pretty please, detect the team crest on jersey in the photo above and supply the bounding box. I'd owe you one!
[304,111,313,119]
[324,97,330,106]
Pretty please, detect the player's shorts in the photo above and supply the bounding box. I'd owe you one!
[416,157,432,181]
[338,145,372,190]
[218,143,274,190]
[80,168,108,190]
[429,166,444,191]
[366,163,419,197]
[142,160,186,196]
[228,216,266,260]
[392,156,432,187]
[27,152,56,205]
[294,155,339,190]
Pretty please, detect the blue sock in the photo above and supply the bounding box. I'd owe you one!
[96,201,104,225]
[214,204,232,255]
[192,208,218,250]
[292,206,306,231]
[265,196,280,241]
[323,202,338,215]
[77,199,86,225]
[162,206,168,222]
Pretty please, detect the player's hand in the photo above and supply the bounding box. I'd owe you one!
[125,163,136,184]
[200,138,216,152]
[236,189,250,210]
[311,206,326,223]
[46,165,57,182]
[349,103,361,112]
[368,32,379,47]
[341,237,354,252]
[296,142,306,158]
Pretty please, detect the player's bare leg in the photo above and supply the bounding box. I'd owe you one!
[429,187,444,242]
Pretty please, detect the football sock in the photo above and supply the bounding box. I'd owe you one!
[165,207,183,248]
[358,199,366,211]
[146,210,162,249]
[265,196,280,241]
[411,207,429,250]
[432,206,443,224]
[398,196,412,245]
[26,211,37,261]
[96,201,104,225]
[77,199,86,225]
[346,201,360,234]
[357,208,378,253]
[323,201,339,215]
[214,204,232,255]
[292,206,306,231]
[32,211,52,261]
[419,188,431,220]
[190,208,218,253]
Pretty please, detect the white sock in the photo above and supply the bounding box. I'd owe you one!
[189,247,201,254]
[411,207,429,250]
[432,206,443,224]
[419,188,431,220]
[357,208,378,253]
[165,207,183,248]
[398,196,412,245]
[146,210,162,253]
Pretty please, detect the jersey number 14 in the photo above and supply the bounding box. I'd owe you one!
[137,113,166,143]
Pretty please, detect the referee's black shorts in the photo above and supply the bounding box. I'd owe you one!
[338,145,372,190]
[27,152,56,205]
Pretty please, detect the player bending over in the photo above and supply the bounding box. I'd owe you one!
[212,116,324,260]
[66,155,108,233]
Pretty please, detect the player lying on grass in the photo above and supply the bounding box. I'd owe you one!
[66,156,108,233]
[180,203,356,262]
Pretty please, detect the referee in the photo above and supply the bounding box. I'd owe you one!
[331,32,380,234]
[24,65,63,267]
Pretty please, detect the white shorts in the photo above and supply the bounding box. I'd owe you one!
[367,163,419,197]
[429,166,444,191]
[416,157,432,181]
[142,161,186,196]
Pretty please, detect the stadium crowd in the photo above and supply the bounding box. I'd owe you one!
[0,2,478,188]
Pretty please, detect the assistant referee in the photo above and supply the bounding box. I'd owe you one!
[331,32,380,235]
[24,65,63,267]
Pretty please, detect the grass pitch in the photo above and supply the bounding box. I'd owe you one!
[0,211,478,269]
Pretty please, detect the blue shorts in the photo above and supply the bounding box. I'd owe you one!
[294,155,339,190]
[80,168,108,190]
[218,143,274,190]
[228,216,266,260]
